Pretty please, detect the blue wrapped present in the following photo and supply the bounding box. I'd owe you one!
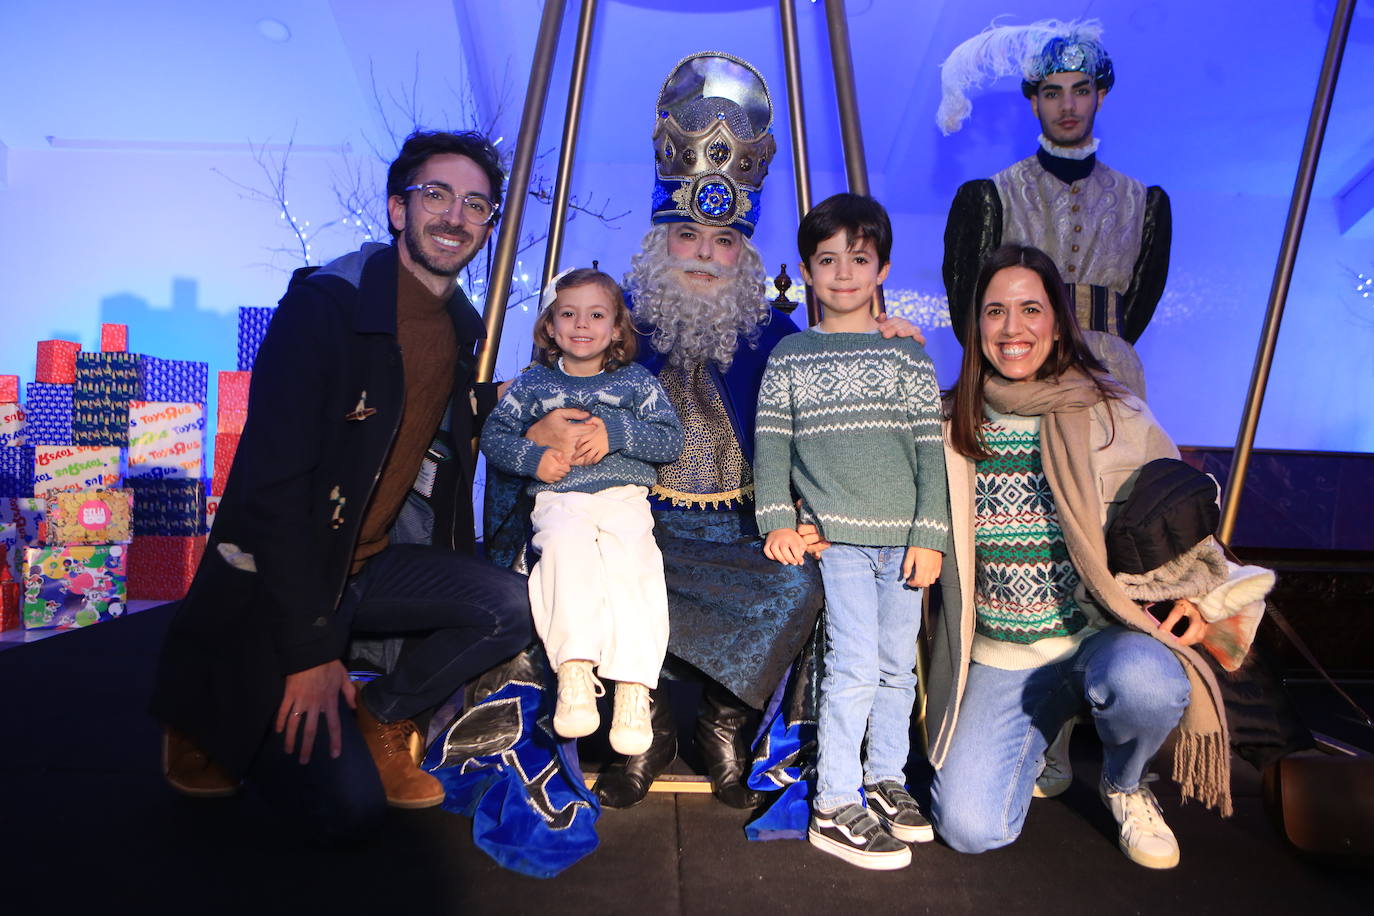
[143,357,209,403]
[127,477,206,535]
[74,352,145,400]
[24,383,73,446]
[0,446,36,497]
[237,306,275,371]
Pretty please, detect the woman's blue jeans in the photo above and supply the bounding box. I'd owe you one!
[814,544,923,811]
[929,625,1190,853]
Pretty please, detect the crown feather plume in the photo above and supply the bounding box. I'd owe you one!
[936,19,1104,135]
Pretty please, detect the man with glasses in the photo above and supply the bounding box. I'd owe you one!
[151,130,533,843]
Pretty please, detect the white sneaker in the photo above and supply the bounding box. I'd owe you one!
[553,660,603,739]
[1100,776,1181,869]
[608,682,653,755]
[1033,718,1075,798]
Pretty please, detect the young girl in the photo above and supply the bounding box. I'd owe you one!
[480,268,684,754]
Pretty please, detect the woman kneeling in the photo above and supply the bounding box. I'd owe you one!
[926,245,1232,870]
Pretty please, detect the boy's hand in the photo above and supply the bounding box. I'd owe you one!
[903,546,942,588]
[536,449,572,483]
[570,416,609,465]
[876,313,925,345]
[764,528,807,566]
[797,523,831,559]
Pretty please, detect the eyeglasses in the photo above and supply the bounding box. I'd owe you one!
[403,184,500,225]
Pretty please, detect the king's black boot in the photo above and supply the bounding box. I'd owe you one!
[697,681,764,809]
[593,685,676,808]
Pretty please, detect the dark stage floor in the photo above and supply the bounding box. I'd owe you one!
[3,605,1370,915]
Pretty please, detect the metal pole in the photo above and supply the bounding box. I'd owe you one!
[1218,0,1355,544]
[476,0,566,384]
[540,0,598,292]
[821,0,883,316]
[779,0,819,326]
[822,0,868,195]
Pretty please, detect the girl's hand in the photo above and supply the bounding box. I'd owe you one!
[536,449,572,483]
[764,529,807,566]
[570,416,610,465]
[903,546,942,588]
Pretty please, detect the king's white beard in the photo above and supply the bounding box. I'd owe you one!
[625,227,771,371]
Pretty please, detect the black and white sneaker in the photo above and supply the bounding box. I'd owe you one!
[809,802,912,870]
[864,781,935,843]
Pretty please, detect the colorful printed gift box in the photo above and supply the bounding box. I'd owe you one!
[0,376,18,402]
[33,445,124,498]
[100,323,129,352]
[0,497,46,578]
[127,401,205,480]
[0,446,37,498]
[22,543,127,629]
[46,489,133,546]
[205,494,220,531]
[0,402,25,448]
[217,371,251,434]
[127,477,205,536]
[212,432,240,495]
[237,306,275,371]
[23,382,74,445]
[127,534,206,600]
[142,357,209,403]
[36,340,81,384]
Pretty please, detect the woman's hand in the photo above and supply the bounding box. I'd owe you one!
[764,528,807,566]
[875,312,925,345]
[1156,598,1207,647]
[903,546,942,588]
[275,660,356,764]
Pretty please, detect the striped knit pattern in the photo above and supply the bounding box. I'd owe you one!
[480,362,683,495]
[973,416,1087,643]
[754,329,947,549]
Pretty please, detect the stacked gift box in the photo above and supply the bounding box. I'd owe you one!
[0,310,273,615]
[73,351,146,447]
[20,488,132,629]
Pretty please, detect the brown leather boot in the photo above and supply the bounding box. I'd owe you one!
[162,727,239,798]
[356,702,446,809]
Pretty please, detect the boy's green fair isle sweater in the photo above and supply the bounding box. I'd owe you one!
[754,329,949,549]
[480,362,684,496]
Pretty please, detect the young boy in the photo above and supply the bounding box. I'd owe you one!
[755,193,949,870]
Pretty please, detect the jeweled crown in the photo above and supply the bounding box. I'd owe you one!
[650,51,776,238]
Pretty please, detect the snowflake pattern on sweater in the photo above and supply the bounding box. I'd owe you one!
[754,330,948,549]
[480,362,684,495]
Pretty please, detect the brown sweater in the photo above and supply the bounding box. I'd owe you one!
[350,263,457,572]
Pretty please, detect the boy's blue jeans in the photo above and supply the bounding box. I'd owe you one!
[814,544,922,811]
[928,626,1190,853]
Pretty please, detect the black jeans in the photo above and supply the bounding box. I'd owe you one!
[247,543,532,844]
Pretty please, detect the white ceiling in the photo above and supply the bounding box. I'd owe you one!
[4,1,1374,215]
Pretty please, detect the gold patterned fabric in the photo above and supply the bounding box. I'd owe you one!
[652,361,752,508]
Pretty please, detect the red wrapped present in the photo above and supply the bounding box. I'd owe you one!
[36,340,82,384]
[0,376,18,402]
[127,534,206,600]
[217,406,247,435]
[100,323,129,352]
[212,432,241,495]
[217,371,251,411]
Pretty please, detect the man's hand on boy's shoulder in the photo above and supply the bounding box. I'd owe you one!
[764,528,807,566]
[903,545,942,588]
[875,312,925,345]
